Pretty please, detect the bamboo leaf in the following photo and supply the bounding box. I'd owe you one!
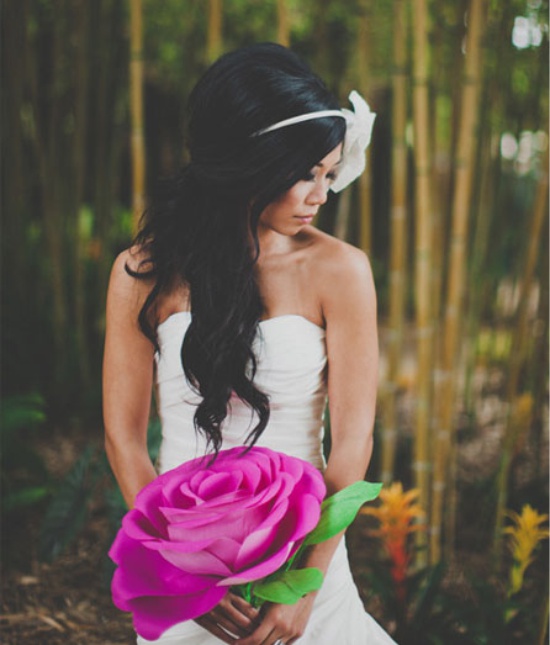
[305,481,382,545]
[252,568,324,604]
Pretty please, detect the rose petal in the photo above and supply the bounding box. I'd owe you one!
[167,504,268,542]
[159,544,234,576]
[232,499,289,569]
[280,493,323,541]
[129,586,227,641]
[121,509,167,545]
[197,471,243,500]
[110,445,328,640]
[110,536,214,603]
[221,542,294,585]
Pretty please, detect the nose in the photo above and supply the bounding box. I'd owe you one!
[307,180,329,206]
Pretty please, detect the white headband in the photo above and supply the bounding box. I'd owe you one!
[252,90,376,193]
[254,110,345,135]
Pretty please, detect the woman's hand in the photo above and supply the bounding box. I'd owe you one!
[234,594,316,645]
[194,592,260,643]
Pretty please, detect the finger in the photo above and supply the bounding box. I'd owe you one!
[211,595,258,634]
[209,607,253,639]
[228,593,261,623]
[194,615,236,644]
[234,624,277,645]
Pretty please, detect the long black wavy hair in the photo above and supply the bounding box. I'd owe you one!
[129,43,346,454]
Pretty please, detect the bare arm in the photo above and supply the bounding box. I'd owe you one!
[237,243,378,645]
[298,245,378,584]
[104,251,258,642]
[103,250,158,508]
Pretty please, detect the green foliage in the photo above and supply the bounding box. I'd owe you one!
[147,416,163,464]
[38,415,162,563]
[232,479,382,609]
[362,559,477,644]
[38,446,104,562]
[1,394,51,512]
[253,567,324,604]
[362,553,546,644]
[1,393,46,435]
[305,481,382,545]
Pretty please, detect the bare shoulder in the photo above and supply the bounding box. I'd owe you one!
[307,228,373,287]
[302,228,376,325]
[107,247,155,318]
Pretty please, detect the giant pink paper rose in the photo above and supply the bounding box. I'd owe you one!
[109,446,326,640]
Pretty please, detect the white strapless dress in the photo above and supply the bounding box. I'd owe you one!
[137,312,396,644]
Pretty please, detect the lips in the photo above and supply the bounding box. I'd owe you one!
[294,214,316,224]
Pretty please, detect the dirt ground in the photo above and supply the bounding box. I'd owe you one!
[0,508,391,644]
[1,513,135,645]
[1,385,547,644]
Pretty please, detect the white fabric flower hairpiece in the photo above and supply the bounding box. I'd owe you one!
[330,91,376,193]
[252,90,376,193]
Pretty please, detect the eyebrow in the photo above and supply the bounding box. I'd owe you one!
[316,157,343,168]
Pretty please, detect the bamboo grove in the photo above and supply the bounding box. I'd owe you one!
[2,0,548,579]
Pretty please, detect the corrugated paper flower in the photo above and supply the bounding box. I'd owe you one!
[110,446,381,640]
[109,447,326,640]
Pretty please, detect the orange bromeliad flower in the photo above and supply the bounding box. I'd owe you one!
[361,483,426,603]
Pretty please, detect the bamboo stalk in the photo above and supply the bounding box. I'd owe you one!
[536,578,549,645]
[207,0,223,63]
[357,0,372,255]
[463,0,508,415]
[72,0,91,391]
[380,0,408,485]
[1,1,27,296]
[411,0,434,564]
[130,0,146,234]
[334,183,352,242]
[427,2,448,334]
[430,0,488,564]
[34,3,69,383]
[493,147,549,559]
[462,124,494,415]
[532,219,549,484]
[277,0,289,47]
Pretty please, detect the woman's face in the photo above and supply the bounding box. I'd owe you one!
[258,144,343,236]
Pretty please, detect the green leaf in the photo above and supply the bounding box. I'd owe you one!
[253,568,324,604]
[38,446,98,562]
[3,486,51,511]
[0,394,45,439]
[305,481,382,545]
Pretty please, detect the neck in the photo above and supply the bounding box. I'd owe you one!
[256,224,293,259]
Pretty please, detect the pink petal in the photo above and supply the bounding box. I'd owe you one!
[110,536,214,604]
[159,546,233,576]
[284,493,323,539]
[167,505,268,542]
[129,586,227,640]
[122,509,166,544]
[221,542,294,585]
[197,471,243,499]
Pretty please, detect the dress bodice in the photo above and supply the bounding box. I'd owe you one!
[155,312,328,472]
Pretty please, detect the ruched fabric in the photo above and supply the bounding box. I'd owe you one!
[139,312,396,644]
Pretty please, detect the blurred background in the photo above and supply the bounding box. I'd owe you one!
[1,1,548,643]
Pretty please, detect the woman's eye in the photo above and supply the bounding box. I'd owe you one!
[302,171,337,183]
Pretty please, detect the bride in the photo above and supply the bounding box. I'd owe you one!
[103,42,396,645]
